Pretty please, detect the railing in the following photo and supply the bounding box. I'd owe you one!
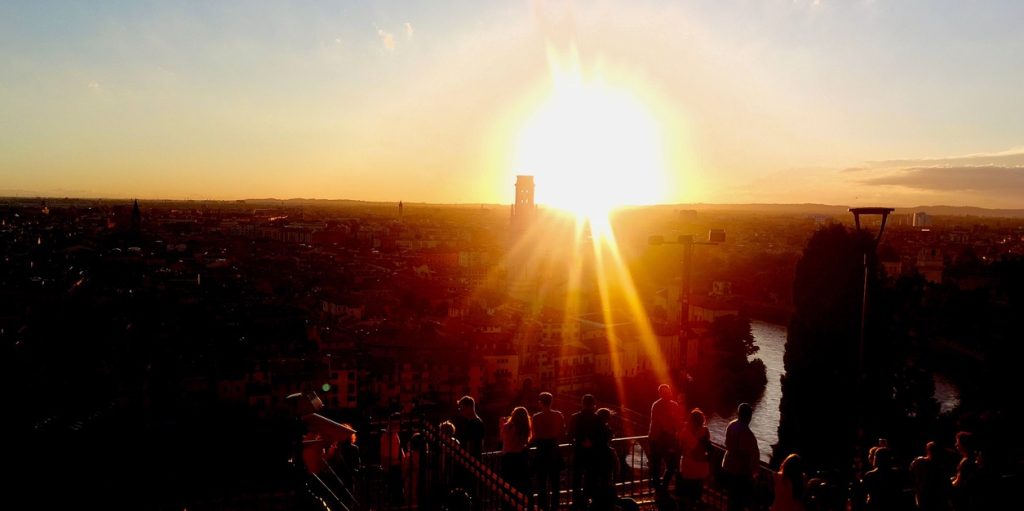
[478,436,774,511]
[330,415,533,511]
[307,413,855,511]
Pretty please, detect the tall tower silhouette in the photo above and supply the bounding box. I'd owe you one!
[131,199,142,231]
[512,175,535,230]
[508,175,537,300]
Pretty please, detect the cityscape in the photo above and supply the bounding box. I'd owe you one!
[5,2,1023,511]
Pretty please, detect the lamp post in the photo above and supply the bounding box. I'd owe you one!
[848,207,894,472]
[649,230,725,367]
[848,208,894,384]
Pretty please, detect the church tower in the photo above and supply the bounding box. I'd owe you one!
[508,175,538,300]
[511,175,535,231]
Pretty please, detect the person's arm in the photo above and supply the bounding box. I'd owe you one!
[951,458,965,487]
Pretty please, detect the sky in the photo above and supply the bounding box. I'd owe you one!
[2,0,1023,208]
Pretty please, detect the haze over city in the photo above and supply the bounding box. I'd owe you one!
[3,0,1023,209]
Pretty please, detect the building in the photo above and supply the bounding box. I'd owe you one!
[913,212,933,227]
[508,175,539,300]
[511,175,535,229]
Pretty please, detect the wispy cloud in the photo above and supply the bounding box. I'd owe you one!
[87,80,101,91]
[865,147,1024,169]
[862,166,1024,193]
[405,22,414,39]
[846,146,1024,204]
[377,29,395,52]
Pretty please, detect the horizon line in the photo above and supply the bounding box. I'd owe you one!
[4,195,1024,214]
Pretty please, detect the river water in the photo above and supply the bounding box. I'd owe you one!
[704,320,961,463]
[705,320,786,462]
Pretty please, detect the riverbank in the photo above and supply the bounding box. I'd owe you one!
[741,301,793,327]
[707,320,786,463]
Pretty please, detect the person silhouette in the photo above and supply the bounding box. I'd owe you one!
[722,403,760,511]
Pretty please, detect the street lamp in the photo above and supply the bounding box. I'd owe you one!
[848,207,894,471]
[848,208,894,382]
[649,230,725,366]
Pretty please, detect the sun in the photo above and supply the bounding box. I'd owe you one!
[513,49,668,224]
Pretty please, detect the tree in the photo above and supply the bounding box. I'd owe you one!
[776,224,936,471]
[688,315,767,412]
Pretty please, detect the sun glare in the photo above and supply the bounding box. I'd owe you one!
[514,48,668,224]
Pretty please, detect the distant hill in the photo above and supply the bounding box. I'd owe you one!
[654,203,1024,218]
[5,195,1024,218]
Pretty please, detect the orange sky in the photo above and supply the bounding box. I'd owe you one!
[2,1,1023,208]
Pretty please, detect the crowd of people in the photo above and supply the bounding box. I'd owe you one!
[295,386,993,511]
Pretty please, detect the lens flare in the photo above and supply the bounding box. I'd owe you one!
[514,46,668,225]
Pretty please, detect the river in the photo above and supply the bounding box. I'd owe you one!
[705,320,786,462]
[704,320,961,463]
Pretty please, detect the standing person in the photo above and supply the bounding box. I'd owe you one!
[722,403,760,511]
[950,432,978,511]
[533,392,566,510]
[591,408,619,511]
[380,413,405,505]
[569,394,600,509]
[329,423,361,501]
[405,432,427,507]
[909,441,950,511]
[861,447,902,511]
[771,454,806,511]
[454,395,486,458]
[678,408,711,510]
[648,384,682,493]
[502,407,533,497]
[437,421,461,503]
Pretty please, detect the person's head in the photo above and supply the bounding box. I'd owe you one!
[596,407,612,424]
[509,406,532,438]
[925,441,938,458]
[511,406,530,422]
[955,431,975,456]
[388,412,402,433]
[439,420,456,437]
[781,453,803,477]
[658,384,672,400]
[458,395,476,417]
[538,392,553,410]
[581,394,596,412]
[872,447,892,469]
[410,432,426,452]
[690,408,706,429]
[781,454,805,498]
[737,402,753,425]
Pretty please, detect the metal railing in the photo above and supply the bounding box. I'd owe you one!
[332,415,533,511]
[306,412,854,511]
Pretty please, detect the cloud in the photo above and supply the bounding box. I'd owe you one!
[861,166,1024,193]
[377,29,395,51]
[841,167,867,173]
[865,147,1024,169]
[405,22,414,39]
[87,81,101,90]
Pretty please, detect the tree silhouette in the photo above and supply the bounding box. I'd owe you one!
[688,314,767,412]
[776,224,925,470]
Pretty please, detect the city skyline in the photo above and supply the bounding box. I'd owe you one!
[3,1,1024,210]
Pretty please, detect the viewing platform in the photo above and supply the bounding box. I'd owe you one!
[297,414,810,511]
